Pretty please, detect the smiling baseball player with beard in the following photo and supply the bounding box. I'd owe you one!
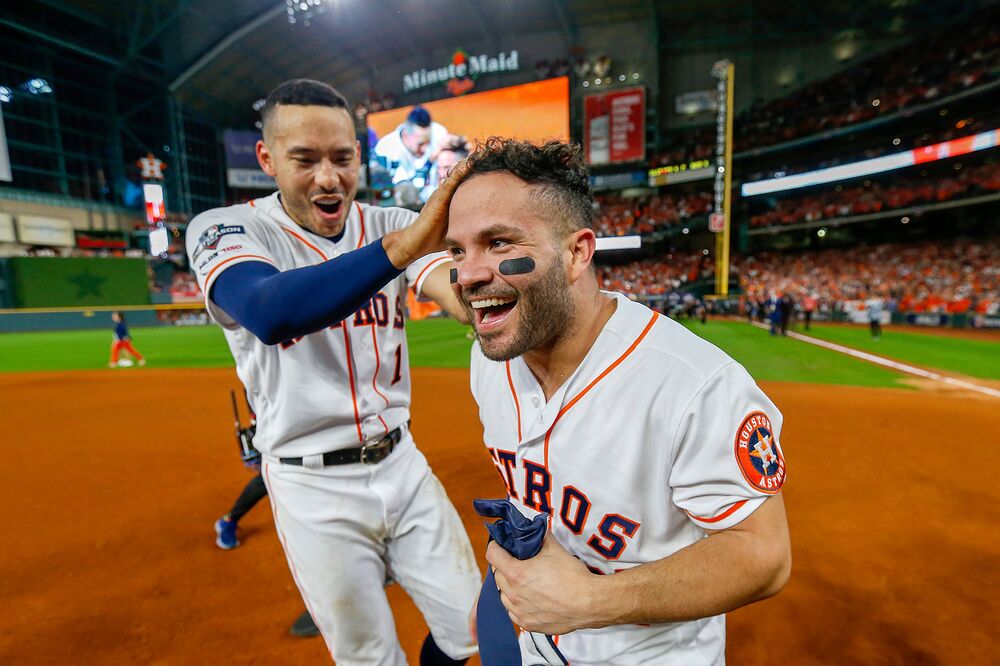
[445,138,791,665]
[185,80,480,665]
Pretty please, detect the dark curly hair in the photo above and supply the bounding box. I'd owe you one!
[463,137,595,234]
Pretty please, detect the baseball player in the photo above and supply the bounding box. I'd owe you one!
[185,80,480,665]
[373,106,450,189]
[445,138,791,664]
[108,311,145,367]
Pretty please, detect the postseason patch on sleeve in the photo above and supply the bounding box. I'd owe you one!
[734,411,785,494]
[192,224,246,261]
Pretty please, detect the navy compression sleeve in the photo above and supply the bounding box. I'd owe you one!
[210,239,403,345]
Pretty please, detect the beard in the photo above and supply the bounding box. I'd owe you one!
[475,255,575,362]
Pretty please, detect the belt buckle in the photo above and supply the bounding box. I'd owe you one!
[360,435,392,464]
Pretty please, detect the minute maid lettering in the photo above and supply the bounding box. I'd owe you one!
[403,49,519,94]
[192,224,245,261]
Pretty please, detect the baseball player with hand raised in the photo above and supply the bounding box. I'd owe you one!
[185,79,480,665]
[445,138,791,664]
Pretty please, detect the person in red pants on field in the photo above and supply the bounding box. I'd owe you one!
[109,311,146,367]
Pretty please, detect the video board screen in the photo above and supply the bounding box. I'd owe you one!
[367,77,569,206]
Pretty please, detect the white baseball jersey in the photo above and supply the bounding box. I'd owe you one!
[185,193,450,458]
[471,292,787,665]
[373,121,449,185]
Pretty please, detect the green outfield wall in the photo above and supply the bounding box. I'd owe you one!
[5,257,150,308]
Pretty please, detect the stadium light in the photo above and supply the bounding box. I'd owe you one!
[287,0,331,26]
[252,98,266,111]
[23,78,52,94]
[0,86,11,103]
[817,228,827,237]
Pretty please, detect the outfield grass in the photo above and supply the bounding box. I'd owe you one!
[799,323,1000,380]
[5,317,993,389]
[677,319,909,388]
[0,319,476,373]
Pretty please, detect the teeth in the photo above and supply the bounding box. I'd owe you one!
[471,298,515,309]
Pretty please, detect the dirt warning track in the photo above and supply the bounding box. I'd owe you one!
[1,368,996,664]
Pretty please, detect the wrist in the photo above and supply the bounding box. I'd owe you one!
[381,230,415,269]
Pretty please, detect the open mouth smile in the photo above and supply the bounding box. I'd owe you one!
[470,296,518,331]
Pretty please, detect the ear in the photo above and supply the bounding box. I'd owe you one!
[565,228,596,283]
[256,140,277,177]
[355,139,362,160]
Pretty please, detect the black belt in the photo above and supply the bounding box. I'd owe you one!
[280,426,403,466]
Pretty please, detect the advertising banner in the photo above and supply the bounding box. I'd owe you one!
[584,87,645,166]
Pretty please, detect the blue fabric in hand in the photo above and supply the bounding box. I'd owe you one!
[473,498,547,666]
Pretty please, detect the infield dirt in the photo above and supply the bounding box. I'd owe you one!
[1,367,996,664]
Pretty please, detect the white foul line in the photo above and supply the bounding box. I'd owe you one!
[747,321,1000,399]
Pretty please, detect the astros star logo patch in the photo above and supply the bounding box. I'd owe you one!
[734,411,785,494]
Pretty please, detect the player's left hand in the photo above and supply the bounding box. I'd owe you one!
[487,534,602,635]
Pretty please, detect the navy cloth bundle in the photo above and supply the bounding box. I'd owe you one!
[473,499,547,666]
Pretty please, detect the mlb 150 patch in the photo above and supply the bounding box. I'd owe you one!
[734,411,785,494]
[193,224,245,260]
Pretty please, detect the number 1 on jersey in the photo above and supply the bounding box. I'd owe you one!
[392,345,403,385]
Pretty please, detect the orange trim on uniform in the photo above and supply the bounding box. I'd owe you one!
[248,199,256,207]
[204,254,275,286]
[369,324,391,408]
[340,325,365,443]
[413,256,451,295]
[688,499,748,524]
[505,360,522,442]
[542,311,659,527]
[280,225,329,261]
[355,202,366,249]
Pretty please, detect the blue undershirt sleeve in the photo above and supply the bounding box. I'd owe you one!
[210,238,402,345]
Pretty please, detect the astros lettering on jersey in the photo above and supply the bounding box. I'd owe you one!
[186,193,449,458]
[471,293,786,665]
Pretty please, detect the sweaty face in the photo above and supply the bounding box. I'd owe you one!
[446,173,574,361]
[258,105,360,237]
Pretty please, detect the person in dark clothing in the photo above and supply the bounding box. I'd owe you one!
[214,395,320,638]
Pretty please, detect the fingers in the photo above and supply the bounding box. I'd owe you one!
[486,540,516,570]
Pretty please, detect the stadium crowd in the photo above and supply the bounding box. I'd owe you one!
[651,4,999,166]
[593,191,713,237]
[750,161,1000,228]
[595,236,999,316]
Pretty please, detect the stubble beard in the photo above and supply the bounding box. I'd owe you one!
[477,256,575,362]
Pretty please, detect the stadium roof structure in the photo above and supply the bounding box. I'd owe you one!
[2,0,994,126]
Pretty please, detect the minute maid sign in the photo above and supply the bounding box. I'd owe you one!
[403,49,519,96]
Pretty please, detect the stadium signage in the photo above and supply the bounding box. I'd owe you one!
[403,50,520,95]
[648,160,711,177]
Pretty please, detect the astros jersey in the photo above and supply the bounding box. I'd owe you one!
[470,292,786,665]
[373,121,449,185]
[185,193,449,458]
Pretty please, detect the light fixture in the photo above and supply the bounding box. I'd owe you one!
[702,249,710,256]
[618,74,625,81]
[582,81,589,88]
[817,228,827,238]
[682,227,690,235]
[252,98,266,111]
[287,0,330,26]
[892,138,901,146]
[901,216,910,224]
[632,73,639,79]
[24,78,52,94]
[872,99,880,107]
[0,86,11,103]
